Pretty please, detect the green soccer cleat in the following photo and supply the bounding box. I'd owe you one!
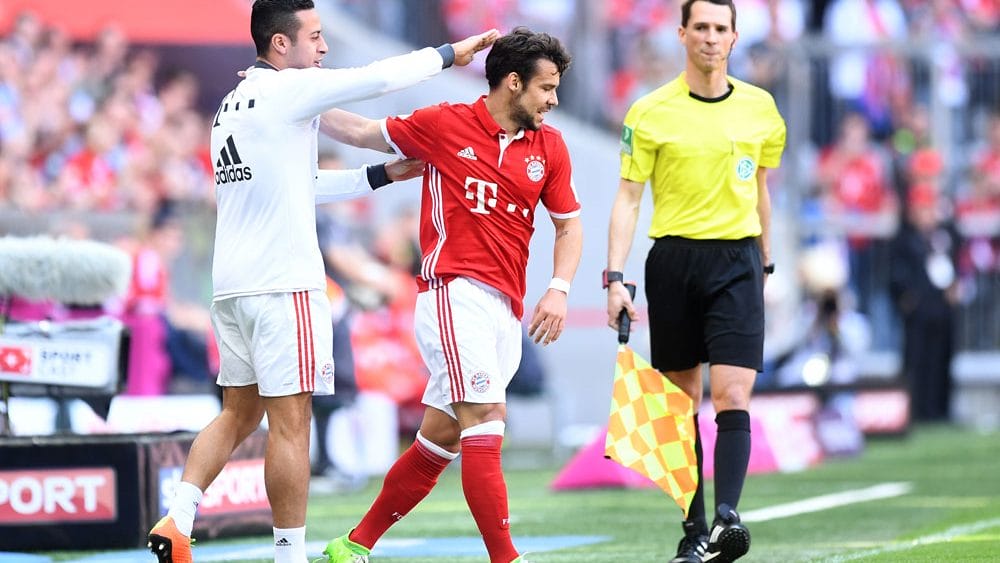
[322,531,371,563]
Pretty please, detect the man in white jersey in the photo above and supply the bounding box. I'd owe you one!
[146,2,497,562]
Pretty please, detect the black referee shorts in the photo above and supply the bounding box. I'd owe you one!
[644,236,764,373]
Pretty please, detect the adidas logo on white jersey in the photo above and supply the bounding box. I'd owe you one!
[215,134,253,185]
[457,146,478,160]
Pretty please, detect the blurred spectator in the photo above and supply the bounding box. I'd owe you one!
[774,242,871,387]
[824,0,910,139]
[816,112,897,329]
[112,200,213,396]
[54,114,125,210]
[961,0,1000,32]
[372,203,422,276]
[603,0,676,128]
[889,102,933,198]
[909,0,970,115]
[907,147,946,197]
[817,114,895,219]
[605,23,683,129]
[954,111,1000,347]
[5,11,43,67]
[734,0,807,125]
[120,202,182,396]
[889,184,959,421]
[968,110,1000,201]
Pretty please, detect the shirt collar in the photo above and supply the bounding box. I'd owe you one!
[680,71,734,103]
[253,59,279,71]
[473,96,536,141]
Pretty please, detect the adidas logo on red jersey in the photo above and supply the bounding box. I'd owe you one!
[457,146,478,160]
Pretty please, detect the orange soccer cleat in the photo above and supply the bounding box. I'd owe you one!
[148,516,193,563]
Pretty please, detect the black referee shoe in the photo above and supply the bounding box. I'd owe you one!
[668,520,708,563]
[703,504,750,562]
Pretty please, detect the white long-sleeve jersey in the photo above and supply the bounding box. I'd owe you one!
[210,47,445,300]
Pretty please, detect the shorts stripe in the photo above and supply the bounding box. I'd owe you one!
[301,291,315,392]
[437,285,464,402]
[294,292,306,392]
[294,291,316,393]
[434,288,454,400]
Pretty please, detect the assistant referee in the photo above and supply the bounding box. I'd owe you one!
[605,1,786,562]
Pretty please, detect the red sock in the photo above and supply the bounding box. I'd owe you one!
[350,438,452,548]
[461,434,519,563]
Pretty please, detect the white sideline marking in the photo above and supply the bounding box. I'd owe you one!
[741,482,913,523]
[821,516,1000,562]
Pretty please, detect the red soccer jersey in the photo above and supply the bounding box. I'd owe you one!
[384,96,581,319]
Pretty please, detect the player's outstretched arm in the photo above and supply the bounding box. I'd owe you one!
[286,29,498,122]
[314,158,424,204]
[320,108,393,153]
[451,29,500,67]
[528,215,582,346]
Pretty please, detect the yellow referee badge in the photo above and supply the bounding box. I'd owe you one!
[620,125,634,155]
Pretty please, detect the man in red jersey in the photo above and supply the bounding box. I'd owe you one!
[321,27,581,563]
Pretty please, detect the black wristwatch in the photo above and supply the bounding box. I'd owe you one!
[603,269,625,289]
[763,263,775,275]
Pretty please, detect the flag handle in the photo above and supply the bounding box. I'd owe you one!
[618,282,636,344]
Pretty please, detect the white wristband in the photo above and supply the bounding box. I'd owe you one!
[548,277,571,295]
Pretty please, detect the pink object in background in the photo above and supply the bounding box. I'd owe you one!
[550,430,656,491]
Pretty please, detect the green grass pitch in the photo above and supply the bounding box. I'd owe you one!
[43,424,1000,562]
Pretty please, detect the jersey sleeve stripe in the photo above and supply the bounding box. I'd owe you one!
[381,119,407,158]
[421,165,447,285]
[549,209,581,220]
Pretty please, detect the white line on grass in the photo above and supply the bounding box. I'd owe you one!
[820,516,1000,562]
[740,482,913,523]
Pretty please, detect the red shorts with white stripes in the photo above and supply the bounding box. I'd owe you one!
[415,276,522,418]
[211,290,334,397]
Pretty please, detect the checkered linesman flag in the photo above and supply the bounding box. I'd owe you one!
[604,287,698,517]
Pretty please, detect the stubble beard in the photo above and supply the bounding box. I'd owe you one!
[509,94,540,132]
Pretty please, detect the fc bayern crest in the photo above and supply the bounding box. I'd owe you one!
[471,371,491,393]
[526,156,545,182]
[320,361,335,385]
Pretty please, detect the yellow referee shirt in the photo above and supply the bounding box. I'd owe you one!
[620,72,786,240]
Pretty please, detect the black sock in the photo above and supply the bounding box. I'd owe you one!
[713,409,751,515]
[683,413,708,536]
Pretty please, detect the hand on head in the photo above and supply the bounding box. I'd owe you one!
[452,29,500,67]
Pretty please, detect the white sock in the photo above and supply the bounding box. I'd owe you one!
[166,481,203,537]
[273,526,307,563]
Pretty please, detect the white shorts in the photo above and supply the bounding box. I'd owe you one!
[415,277,522,418]
[211,290,335,397]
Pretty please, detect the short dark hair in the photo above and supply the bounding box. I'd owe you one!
[681,0,737,31]
[250,0,315,57]
[484,27,571,91]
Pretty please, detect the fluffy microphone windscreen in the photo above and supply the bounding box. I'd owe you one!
[0,236,132,305]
